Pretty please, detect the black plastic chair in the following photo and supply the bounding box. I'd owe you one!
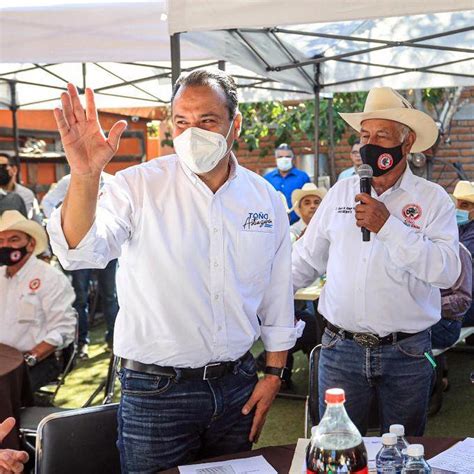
[35,404,120,474]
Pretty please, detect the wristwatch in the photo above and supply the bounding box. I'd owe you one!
[24,353,38,367]
[264,366,288,380]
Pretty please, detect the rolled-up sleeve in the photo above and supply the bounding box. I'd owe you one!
[47,174,134,271]
[377,191,461,289]
[257,192,297,352]
[42,270,77,349]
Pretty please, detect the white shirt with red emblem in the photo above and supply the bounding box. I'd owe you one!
[0,256,76,352]
[47,154,296,367]
[292,165,461,336]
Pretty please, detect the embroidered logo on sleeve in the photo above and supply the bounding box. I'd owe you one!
[29,278,41,291]
[243,212,274,231]
[402,203,422,229]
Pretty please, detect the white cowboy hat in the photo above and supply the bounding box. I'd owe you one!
[291,183,327,217]
[339,87,439,153]
[453,181,474,204]
[0,210,48,255]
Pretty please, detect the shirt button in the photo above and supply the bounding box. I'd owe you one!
[218,325,222,331]
[363,258,367,263]
[214,262,219,267]
[214,294,219,300]
[213,228,218,233]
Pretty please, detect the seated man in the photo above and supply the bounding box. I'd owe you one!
[0,210,76,392]
[290,183,326,243]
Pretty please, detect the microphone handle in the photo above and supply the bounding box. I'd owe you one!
[360,177,371,242]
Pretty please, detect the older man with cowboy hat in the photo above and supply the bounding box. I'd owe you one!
[0,210,76,392]
[293,87,461,436]
[289,183,327,243]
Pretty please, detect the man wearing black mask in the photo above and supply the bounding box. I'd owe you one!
[293,87,460,436]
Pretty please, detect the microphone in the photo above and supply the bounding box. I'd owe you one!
[357,164,373,242]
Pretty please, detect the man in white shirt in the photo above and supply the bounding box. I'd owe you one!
[0,153,42,222]
[289,183,326,243]
[47,70,296,472]
[293,87,460,436]
[0,210,76,392]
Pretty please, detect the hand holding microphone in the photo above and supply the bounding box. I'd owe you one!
[355,164,390,239]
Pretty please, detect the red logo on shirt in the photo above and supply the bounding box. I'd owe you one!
[402,204,422,222]
[29,278,41,291]
[377,153,394,170]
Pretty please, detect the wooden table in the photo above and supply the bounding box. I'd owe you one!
[0,343,33,449]
[160,437,461,473]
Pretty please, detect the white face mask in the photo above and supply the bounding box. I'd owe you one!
[276,157,293,172]
[173,122,234,175]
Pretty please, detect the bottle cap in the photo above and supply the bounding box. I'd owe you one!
[407,444,424,457]
[325,388,345,404]
[382,433,397,446]
[389,424,405,436]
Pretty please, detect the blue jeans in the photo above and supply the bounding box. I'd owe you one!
[318,327,434,436]
[71,259,119,344]
[117,353,257,473]
[431,319,463,349]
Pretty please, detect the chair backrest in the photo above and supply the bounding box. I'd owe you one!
[35,404,120,474]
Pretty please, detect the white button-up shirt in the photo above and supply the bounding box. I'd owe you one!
[48,154,296,367]
[292,166,461,336]
[0,256,76,352]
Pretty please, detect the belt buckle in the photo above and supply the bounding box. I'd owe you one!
[202,363,221,380]
[353,333,380,348]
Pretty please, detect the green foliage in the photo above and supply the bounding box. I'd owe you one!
[239,91,368,154]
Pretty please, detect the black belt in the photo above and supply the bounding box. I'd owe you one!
[325,321,423,348]
[121,351,251,381]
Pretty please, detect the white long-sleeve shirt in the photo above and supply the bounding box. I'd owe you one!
[292,166,461,336]
[47,154,296,367]
[0,256,76,352]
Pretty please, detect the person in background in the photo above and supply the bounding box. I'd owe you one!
[264,143,310,224]
[0,189,27,218]
[453,181,474,339]
[0,418,29,473]
[41,173,119,358]
[0,154,42,222]
[289,183,327,243]
[337,141,362,181]
[293,87,460,436]
[0,211,76,392]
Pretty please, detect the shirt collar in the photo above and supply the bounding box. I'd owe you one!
[352,163,416,194]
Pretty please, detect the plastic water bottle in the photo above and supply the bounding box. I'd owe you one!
[402,444,432,473]
[306,388,368,473]
[389,424,409,462]
[376,433,403,473]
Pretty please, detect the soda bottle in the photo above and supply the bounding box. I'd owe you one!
[306,388,368,473]
[389,424,409,462]
[401,444,432,473]
[376,433,403,473]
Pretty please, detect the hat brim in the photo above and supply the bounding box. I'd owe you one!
[454,194,474,205]
[339,108,438,153]
[291,189,327,217]
[3,221,48,255]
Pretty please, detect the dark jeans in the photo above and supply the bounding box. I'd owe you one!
[29,355,60,392]
[319,327,435,436]
[431,319,463,350]
[117,353,257,473]
[71,259,119,345]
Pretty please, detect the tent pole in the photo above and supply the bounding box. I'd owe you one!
[313,61,321,183]
[8,81,21,180]
[218,60,226,71]
[170,33,181,87]
[328,97,336,184]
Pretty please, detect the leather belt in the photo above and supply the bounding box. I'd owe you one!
[325,321,423,348]
[121,351,251,380]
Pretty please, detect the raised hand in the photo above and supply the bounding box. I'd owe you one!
[0,418,29,473]
[54,84,127,176]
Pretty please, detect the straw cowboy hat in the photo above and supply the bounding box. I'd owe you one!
[0,210,48,255]
[453,181,474,204]
[291,183,327,217]
[339,87,439,153]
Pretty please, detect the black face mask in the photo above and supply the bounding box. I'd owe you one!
[0,246,29,266]
[359,144,404,177]
[0,165,11,186]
